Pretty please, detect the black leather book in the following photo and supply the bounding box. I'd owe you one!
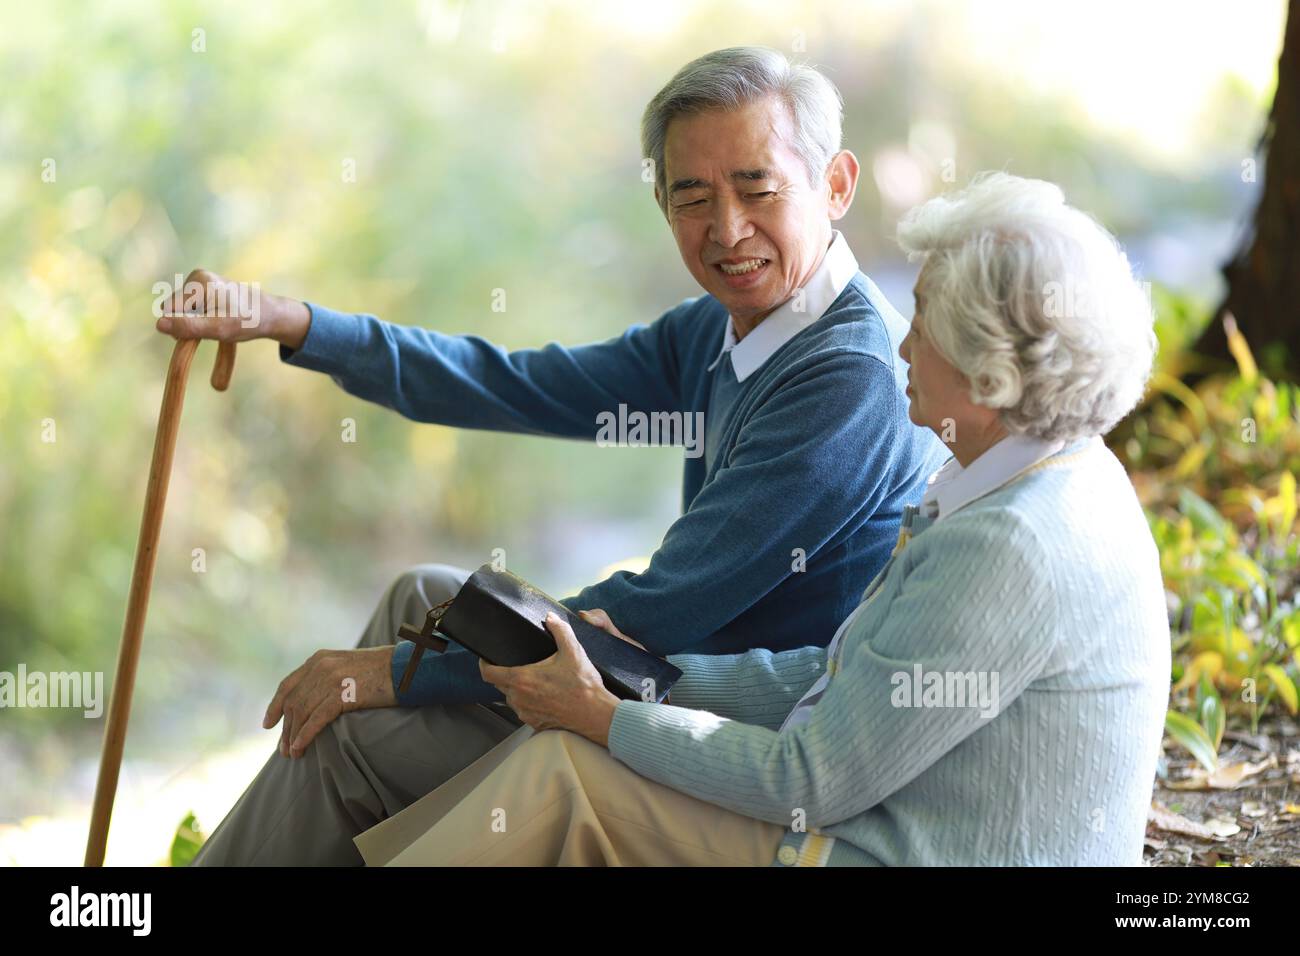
[396,564,681,703]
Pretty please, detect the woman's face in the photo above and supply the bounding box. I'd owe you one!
[898,268,1003,454]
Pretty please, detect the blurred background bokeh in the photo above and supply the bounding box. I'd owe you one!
[0,0,1292,864]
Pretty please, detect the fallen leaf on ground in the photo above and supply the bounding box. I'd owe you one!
[1148,803,1222,840]
[1164,755,1277,790]
[1204,817,1242,838]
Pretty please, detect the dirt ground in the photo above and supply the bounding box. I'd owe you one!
[1147,714,1300,866]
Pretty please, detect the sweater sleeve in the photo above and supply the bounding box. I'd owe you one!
[389,639,505,707]
[284,298,697,707]
[606,510,1058,828]
[279,300,689,436]
[663,646,828,730]
[561,352,908,655]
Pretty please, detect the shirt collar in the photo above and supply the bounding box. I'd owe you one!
[921,433,1067,521]
[706,230,860,382]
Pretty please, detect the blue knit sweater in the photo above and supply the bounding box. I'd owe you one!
[608,436,1172,866]
[279,274,948,705]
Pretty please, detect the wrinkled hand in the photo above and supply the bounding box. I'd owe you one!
[579,607,644,650]
[479,611,621,747]
[580,607,671,705]
[155,267,311,349]
[264,646,397,758]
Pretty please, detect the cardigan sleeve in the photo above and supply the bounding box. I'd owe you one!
[663,646,829,730]
[606,508,1058,828]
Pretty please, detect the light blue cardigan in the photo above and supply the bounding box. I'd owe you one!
[607,435,1171,865]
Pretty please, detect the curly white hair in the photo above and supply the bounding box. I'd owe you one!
[897,172,1157,442]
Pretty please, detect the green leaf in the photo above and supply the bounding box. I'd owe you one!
[1198,691,1225,751]
[1164,709,1219,772]
[1178,489,1233,540]
[169,811,205,867]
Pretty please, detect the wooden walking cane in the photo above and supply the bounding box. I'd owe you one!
[84,337,237,867]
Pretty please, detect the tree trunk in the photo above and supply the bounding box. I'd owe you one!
[1193,0,1300,382]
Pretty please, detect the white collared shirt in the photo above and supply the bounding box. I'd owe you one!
[921,433,1066,521]
[706,229,860,382]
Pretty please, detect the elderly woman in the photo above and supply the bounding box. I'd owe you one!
[353,172,1171,867]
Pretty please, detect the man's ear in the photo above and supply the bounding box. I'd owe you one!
[825,149,860,221]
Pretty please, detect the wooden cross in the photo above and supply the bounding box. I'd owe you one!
[395,597,453,694]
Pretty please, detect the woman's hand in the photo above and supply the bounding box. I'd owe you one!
[479,612,621,747]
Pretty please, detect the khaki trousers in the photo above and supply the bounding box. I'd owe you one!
[359,725,787,866]
[192,563,521,866]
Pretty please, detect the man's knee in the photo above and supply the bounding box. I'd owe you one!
[391,563,469,612]
[319,706,395,757]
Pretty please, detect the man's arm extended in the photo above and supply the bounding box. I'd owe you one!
[157,268,691,438]
[280,301,687,437]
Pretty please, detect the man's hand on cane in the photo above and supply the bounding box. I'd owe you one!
[155,268,313,351]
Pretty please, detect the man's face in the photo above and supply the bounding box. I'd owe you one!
[660,96,842,326]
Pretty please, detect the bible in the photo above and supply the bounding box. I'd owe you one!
[395,564,682,703]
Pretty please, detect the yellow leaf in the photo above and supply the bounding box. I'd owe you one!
[1173,443,1210,481]
[1223,551,1266,589]
[1275,471,1297,538]
[1262,664,1299,715]
[1173,651,1224,693]
[1149,370,1208,432]
[1223,313,1258,385]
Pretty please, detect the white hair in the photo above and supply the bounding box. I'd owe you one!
[641,46,844,217]
[896,172,1156,442]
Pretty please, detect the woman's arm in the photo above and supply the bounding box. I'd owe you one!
[665,645,828,730]
[606,509,1059,829]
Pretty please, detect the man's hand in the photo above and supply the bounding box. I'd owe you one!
[264,646,397,758]
[578,608,671,705]
[479,612,621,747]
[154,267,312,350]
[577,607,644,649]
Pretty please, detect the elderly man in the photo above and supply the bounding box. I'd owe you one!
[163,46,946,866]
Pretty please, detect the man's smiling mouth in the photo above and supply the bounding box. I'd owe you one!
[715,258,769,276]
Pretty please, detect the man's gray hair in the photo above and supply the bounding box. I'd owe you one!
[641,46,844,217]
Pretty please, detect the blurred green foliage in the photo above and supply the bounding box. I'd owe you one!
[1114,305,1300,768]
